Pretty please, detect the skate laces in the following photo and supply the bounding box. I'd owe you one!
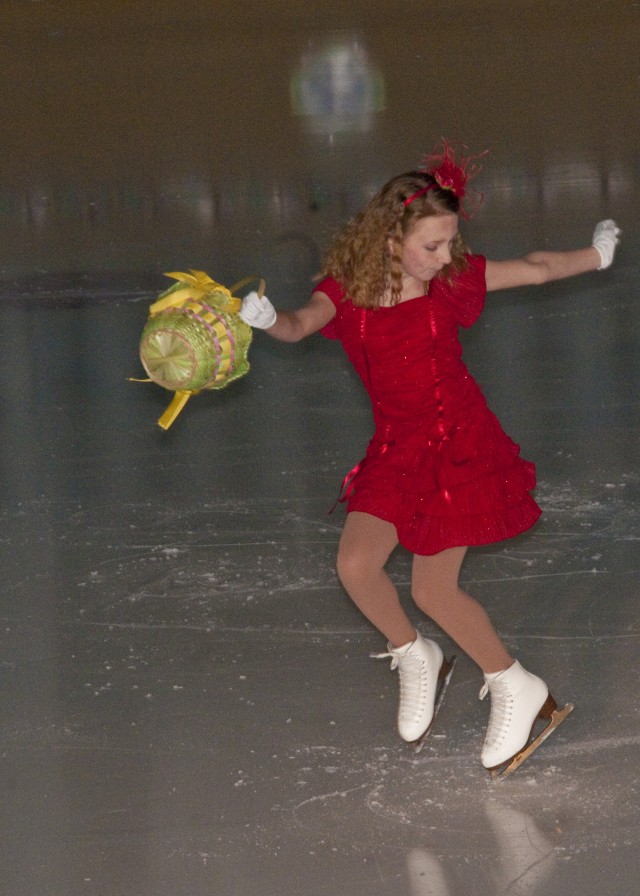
[480,677,514,747]
[373,648,428,721]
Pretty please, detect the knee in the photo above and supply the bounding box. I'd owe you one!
[336,543,371,589]
[411,584,434,615]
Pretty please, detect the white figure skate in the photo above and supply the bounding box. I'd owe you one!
[480,660,574,780]
[373,632,456,749]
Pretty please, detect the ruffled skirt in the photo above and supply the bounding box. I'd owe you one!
[345,409,541,555]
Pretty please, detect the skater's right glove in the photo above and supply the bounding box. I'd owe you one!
[592,219,621,270]
[239,291,277,329]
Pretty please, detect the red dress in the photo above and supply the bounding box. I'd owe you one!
[318,255,541,555]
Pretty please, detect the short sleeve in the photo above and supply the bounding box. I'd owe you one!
[431,254,487,327]
[315,277,346,339]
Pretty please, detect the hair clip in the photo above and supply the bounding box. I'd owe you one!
[405,140,487,218]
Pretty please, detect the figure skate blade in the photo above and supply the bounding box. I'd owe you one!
[414,655,457,754]
[491,702,575,780]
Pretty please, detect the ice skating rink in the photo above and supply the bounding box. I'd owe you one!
[1,2,639,893]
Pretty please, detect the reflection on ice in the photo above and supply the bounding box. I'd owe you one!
[407,803,557,896]
[1,152,634,277]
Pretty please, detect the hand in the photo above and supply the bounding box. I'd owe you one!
[238,291,277,329]
[592,219,621,270]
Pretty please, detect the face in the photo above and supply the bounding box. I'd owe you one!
[399,214,459,285]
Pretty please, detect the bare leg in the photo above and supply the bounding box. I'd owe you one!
[411,547,513,674]
[336,512,416,647]
[337,514,512,672]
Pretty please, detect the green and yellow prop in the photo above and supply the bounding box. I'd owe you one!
[133,270,261,430]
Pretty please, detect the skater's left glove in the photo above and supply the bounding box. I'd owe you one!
[592,219,621,270]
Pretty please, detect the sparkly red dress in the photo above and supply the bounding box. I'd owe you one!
[318,254,541,555]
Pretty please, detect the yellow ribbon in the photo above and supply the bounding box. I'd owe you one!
[157,390,198,431]
[149,270,242,316]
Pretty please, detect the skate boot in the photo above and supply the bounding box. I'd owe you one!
[373,633,455,745]
[479,660,574,780]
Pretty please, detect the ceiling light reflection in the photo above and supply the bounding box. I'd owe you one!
[291,38,385,136]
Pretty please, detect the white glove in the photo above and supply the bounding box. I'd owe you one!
[238,291,277,329]
[592,219,621,270]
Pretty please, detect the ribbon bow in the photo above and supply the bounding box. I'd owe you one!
[149,270,242,317]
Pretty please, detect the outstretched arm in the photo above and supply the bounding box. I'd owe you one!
[485,219,620,293]
[239,289,336,342]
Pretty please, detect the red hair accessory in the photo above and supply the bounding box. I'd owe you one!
[404,141,486,219]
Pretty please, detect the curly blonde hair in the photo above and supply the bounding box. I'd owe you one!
[322,171,468,308]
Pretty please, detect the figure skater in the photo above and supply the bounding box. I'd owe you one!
[238,144,620,777]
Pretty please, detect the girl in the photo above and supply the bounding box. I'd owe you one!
[239,144,620,777]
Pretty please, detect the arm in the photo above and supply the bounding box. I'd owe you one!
[485,219,621,293]
[485,247,600,292]
[239,289,336,342]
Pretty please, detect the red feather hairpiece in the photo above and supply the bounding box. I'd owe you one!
[404,141,487,219]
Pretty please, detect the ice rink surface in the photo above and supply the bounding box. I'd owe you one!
[0,1,639,893]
